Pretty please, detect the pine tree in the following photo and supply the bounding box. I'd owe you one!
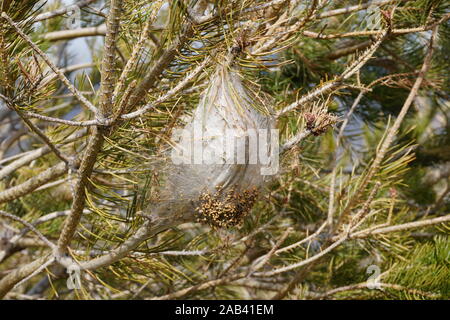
[0,0,448,300]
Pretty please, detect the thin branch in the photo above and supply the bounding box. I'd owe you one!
[43,24,107,41]
[34,0,98,22]
[22,112,98,127]
[314,0,405,20]
[12,257,55,292]
[271,259,321,300]
[40,62,95,88]
[0,146,50,180]
[12,210,71,241]
[280,129,312,153]
[253,236,347,277]
[122,56,211,119]
[9,106,71,165]
[150,273,246,300]
[303,14,450,39]
[250,227,292,273]
[349,214,450,239]
[274,221,328,255]
[0,210,55,250]
[0,256,50,299]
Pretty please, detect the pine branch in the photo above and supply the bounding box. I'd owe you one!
[280,129,312,153]
[43,24,107,41]
[112,0,164,104]
[0,162,67,204]
[276,29,388,117]
[0,256,50,299]
[339,26,438,223]
[349,214,450,239]
[7,105,71,165]
[56,0,123,256]
[303,13,450,39]
[122,56,211,119]
[315,0,406,20]
[55,126,104,254]
[0,129,86,180]
[1,13,97,114]
[271,221,328,255]
[98,0,123,119]
[22,112,98,127]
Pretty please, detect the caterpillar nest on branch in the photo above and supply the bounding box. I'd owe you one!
[155,56,277,229]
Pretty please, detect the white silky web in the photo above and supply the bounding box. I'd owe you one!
[155,61,277,228]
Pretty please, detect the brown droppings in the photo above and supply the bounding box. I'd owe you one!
[195,186,259,229]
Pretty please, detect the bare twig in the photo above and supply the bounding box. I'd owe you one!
[22,112,98,127]
[274,221,328,255]
[349,214,450,239]
[280,129,312,153]
[43,24,107,41]
[0,210,56,249]
[314,0,404,20]
[34,0,98,22]
[253,236,347,277]
[250,227,292,273]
